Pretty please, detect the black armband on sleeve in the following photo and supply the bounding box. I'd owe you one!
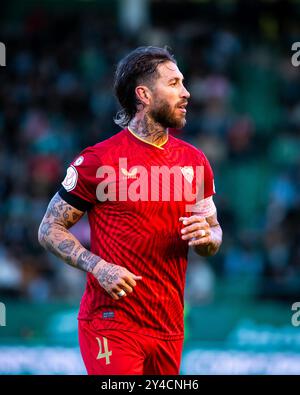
[58,187,93,212]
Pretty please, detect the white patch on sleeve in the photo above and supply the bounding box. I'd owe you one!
[74,156,84,166]
[62,166,78,192]
[192,196,216,218]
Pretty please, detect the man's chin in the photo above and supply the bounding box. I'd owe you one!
[172,117,186,129]
[160,116,186,129]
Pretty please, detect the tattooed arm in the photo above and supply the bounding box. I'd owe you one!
[38,193,142,300]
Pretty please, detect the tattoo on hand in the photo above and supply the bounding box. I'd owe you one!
[97,263,121,287]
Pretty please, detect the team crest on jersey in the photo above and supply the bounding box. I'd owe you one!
[74,156,84,166]
[180,166,194,183]
[62,166,78,191]
[121,167,138,179]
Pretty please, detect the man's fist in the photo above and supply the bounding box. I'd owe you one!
[179,215,212,247]
[92,260,142,300]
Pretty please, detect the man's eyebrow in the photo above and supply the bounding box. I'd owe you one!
[168,76,184,82]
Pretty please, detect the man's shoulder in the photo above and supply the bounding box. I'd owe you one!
[79,129,127,158]
[71,129,127,169]
[169,133,206,159]
[91,129,127,152]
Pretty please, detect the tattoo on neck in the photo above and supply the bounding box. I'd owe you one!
[129,115,167,146]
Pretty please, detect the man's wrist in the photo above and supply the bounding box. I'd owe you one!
[194,231,221,256]
[91,259,107,276]
[194,242,216,257]
[75,250,106,274]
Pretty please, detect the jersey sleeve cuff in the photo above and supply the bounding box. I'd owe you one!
[58,187,93,212]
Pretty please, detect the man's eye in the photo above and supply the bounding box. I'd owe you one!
[170,82,177,86]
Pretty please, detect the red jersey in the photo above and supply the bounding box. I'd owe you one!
[59,128,215,340]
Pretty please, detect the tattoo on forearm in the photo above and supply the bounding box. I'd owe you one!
[77,251,101,272]
[46,242,63,259]
[73,245,82,257]
[58,239,75,254]
[39,194,129,290]
[39,192,89,267]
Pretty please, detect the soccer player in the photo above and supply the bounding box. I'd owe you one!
[38,46,222,375]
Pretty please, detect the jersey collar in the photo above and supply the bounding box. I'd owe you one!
[127,127,169,150]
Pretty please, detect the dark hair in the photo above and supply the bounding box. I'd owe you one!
[113,46,176,128]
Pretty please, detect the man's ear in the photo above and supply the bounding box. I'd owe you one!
[135,85,152,106]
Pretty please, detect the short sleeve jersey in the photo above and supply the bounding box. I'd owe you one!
[60,128,215,340]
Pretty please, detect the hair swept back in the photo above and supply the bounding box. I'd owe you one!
[113,46,176,128]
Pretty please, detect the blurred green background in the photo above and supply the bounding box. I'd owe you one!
[0,0,300,374]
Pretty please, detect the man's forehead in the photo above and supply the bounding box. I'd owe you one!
[157,61,183,80]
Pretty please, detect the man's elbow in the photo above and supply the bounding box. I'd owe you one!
[38,221,49,249]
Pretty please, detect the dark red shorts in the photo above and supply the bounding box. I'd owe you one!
[78,319,183,375]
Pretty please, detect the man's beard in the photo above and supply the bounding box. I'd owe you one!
[149,99,186,129]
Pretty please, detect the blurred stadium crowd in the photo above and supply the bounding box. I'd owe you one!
[0,1,300,305]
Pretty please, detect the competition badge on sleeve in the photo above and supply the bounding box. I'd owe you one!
[62,166,78,192]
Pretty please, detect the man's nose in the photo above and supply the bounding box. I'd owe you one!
[181,85,190,99]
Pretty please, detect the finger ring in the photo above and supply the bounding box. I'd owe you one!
[200,230,206,237]
[117,290,126,297]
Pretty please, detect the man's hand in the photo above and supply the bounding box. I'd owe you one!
[179,213,222,256]
[179,215,211,246]
[92,260,142,300]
